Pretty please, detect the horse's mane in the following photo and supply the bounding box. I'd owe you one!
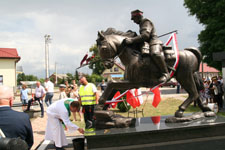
[102,28,137,38]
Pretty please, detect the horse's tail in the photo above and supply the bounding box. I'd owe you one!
[184,47,202,70]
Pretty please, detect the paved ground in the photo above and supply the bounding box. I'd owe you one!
[11,87,187,150]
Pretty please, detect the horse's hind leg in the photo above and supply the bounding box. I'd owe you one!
[193,72,211,112]
[175,72,199,117]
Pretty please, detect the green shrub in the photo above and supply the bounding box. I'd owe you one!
[117,100,131,112]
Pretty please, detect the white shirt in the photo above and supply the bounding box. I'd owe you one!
[46,99,79,131]
[44,81,54,93]
[59,92,67,99]
[35,85,46,98]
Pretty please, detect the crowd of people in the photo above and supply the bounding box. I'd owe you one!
[200,76,224,111]
[0,76,99,150]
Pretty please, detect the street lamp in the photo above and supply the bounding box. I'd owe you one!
[44,34,51,78]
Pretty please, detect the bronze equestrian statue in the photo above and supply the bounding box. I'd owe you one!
[96,10,211,118]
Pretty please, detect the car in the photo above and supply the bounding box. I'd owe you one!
[161,81,177,88]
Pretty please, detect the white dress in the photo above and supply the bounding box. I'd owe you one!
[45,99,79,147]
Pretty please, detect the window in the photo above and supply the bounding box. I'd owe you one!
[0,75,3,85]
[114,67,119,72]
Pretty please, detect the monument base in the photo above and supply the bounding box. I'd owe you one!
[85,114,225,150]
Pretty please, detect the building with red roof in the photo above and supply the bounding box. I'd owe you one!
[199,63,220,80]
[0,48,20,88]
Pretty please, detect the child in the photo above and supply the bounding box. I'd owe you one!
[20,84,29,111]
[59,84,67,99]
[70,85,83,121]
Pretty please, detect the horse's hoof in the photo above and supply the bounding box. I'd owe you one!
[175,110,184,118]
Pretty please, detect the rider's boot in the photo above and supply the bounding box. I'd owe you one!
[152,53,170,83]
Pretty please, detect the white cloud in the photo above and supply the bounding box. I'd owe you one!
[0,0,204,78]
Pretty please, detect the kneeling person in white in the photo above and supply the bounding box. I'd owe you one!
[45,99,84,149]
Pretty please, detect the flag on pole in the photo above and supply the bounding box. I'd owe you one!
[151,116,161,130]
[111,91,121,108]
[148,32,179,107]
[151,87,161,108]
[105,90,129,105]
[80,53,88,67]
[165,32,179,77]
[135,89,143,105]
[126,89,141,108]
[85,55,95,64]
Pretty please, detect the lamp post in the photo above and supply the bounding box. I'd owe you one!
[44,34,51,78]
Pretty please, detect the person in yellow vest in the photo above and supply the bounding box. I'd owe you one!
[79,76,99,129]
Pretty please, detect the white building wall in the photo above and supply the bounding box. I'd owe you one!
[0,59,17,88]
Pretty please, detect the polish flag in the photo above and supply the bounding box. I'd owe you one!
[80,53,88,67]
[151,87,161,108]
[165,32,179,77]
[111,91,121,108]
[126,89,141,108]
[85,55,95,64]
[105,90,128,105]
[135,89,143,105]
[151,116,161,130]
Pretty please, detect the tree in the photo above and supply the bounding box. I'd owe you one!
[66,73,75,83]
[17,73,38,85]
[183,0,225,70]
[17,73,26,85]
[88,45,105,75]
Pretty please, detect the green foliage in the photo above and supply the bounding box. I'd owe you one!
[66,73,75,83]
[117,101,131,112]
[39,78,45,84]
[84,73,103,84]
[17,73,26,85]
[17,73,38,85]
[183,0,225,70]
[88,45,105,75]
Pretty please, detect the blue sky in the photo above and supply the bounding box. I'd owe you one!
[0,0,203,78]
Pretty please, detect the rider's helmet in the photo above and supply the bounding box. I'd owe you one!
[131,9,143,19]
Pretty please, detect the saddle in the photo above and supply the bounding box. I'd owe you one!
[162,45,176,61]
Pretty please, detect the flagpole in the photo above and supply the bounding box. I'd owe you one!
[158,30,178,38]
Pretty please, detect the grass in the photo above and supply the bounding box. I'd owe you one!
[71,97,225,127]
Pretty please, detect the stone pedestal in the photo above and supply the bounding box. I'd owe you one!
[85,115,225,150]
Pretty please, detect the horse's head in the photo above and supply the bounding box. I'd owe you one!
[96,31,118,69]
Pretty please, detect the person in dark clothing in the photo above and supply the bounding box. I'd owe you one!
[0,85,33,149]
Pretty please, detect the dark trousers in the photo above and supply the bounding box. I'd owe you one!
[26,97,44,116]
[217,93,224,109]
[83,105,95,129]
[45,92,54,107]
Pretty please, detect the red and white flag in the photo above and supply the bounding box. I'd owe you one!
[165,32,179,77]
[126,89,143,108]
[105,90,128,105]
[80,53,88,67]
[111,91,121,108]
[150,87,161,108]
[149,32,179,107]
[85,55,95,64]
[151,116,161,130]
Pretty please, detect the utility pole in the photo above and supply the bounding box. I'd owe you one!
[55,62,57,85]
[44,34,51,78]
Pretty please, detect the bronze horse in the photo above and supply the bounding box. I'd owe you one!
[96,28,211,118]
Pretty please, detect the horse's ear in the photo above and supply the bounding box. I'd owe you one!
[98,31,105,40]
